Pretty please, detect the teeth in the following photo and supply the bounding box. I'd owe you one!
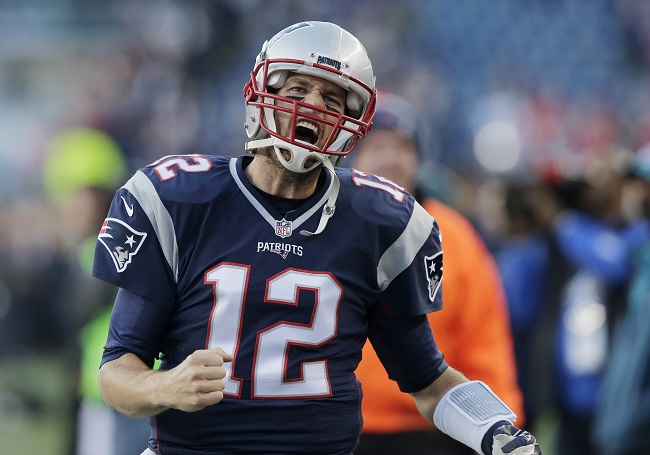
[297,120,318,134]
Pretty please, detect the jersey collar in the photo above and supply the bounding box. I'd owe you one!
[230,155,335,237]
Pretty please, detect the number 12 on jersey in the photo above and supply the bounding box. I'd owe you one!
[204,263,343,399]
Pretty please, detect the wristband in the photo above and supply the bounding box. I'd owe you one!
[433,381,516,455]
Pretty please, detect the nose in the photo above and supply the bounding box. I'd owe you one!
[301,89,326,110]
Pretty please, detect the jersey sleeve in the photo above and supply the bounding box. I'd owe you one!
[92,171,177,309]
[378,200,444,316]
[102,287,173,367]
[367,304,448,393]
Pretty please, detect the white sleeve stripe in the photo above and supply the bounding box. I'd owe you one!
[123,171,179,282]
[377,201,434,291]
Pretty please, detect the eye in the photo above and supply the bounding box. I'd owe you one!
[281,86,307,102]
[324,96,344,113]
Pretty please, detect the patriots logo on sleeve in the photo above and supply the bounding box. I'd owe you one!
[424,251,443,302]
[98,218,147,272]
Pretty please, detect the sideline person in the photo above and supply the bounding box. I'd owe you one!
[350,91,524,455]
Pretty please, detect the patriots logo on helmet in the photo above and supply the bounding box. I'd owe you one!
[98,218,147,273]
[424,251,443,302]
[316,55,342,71]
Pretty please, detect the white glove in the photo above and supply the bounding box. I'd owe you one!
[491,423,541,455]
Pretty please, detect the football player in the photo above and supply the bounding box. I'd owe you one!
[94,21,541,455]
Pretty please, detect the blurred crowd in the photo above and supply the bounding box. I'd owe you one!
[3,0,650,454]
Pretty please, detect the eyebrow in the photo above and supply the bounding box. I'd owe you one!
[286,76,345,100]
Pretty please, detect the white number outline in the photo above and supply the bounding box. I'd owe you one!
[351,168,407,202]
[149,154,213,181]
[204,264,342,399]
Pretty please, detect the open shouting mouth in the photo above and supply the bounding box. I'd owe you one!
[295,120,319,145]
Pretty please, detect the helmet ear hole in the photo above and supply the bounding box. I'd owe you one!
[267,70,289,89]
[244,104,263,140]
[346,91,362,119]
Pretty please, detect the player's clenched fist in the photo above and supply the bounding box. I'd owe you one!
[161,347,234,412]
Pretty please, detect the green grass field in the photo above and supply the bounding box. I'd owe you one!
[0,355,76,455]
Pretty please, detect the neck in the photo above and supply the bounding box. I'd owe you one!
[245,150,322,199]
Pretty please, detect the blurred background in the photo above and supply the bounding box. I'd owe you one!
[2,0,650,454]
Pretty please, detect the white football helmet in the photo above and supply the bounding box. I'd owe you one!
[244,21,377,173]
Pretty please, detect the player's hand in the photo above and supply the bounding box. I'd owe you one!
[162,347,234,413]
[491,423,541,455]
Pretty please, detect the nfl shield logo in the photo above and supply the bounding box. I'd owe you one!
[275,219,293,238]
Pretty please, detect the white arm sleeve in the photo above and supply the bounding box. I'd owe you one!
[433,381,517,455]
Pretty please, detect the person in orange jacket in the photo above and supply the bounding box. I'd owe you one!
[350,92,525,455]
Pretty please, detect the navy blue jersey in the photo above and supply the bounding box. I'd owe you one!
[93,154,447,454]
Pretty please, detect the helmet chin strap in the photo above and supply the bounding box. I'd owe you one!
[245,112,342,236]
[245,134,347,173]
[300,156,340,237]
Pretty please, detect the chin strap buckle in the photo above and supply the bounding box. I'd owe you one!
[300,159,340,237]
